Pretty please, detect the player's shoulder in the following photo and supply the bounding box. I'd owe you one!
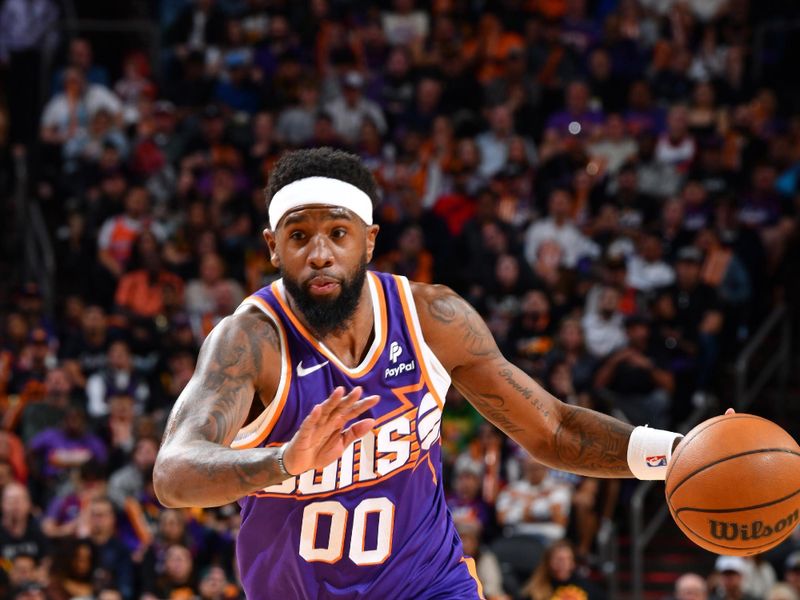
[205,306,281,356]
[408,281,457,309]
[408,281,467,330]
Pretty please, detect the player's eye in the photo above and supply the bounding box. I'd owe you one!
[288,230,306,241]
[331,228,347,239]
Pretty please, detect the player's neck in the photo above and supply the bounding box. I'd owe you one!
[295,282,375,368]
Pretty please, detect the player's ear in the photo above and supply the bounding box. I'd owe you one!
[263,228,281,268]
[365,224,379,263]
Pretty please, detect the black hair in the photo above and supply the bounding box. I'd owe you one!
[265,147,379,223]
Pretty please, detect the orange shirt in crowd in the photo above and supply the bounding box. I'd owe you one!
[115,270,185,318]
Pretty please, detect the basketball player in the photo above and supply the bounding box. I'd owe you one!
[154,148,686,599]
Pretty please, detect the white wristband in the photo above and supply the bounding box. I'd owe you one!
[626,426,684,480]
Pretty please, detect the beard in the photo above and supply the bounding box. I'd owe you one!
[282,259,368,337]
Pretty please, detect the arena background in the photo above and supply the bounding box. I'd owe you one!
[1,0,800,598]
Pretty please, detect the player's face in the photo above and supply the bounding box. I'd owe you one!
[265,206,379,335]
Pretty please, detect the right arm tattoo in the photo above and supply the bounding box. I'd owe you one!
[154,312,289,507]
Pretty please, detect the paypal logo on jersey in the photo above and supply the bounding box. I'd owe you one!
[389,341,403,363]
[385,341,415,378]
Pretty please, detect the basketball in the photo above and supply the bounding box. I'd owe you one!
[665,414,800,556]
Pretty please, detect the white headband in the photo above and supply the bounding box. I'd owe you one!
[268,176,373,229]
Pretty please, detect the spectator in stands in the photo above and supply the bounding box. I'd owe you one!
[18,367,72,444]
[107,437,158,510]
[521,539,606,600]
[53,38,110,91]
[276,78,320,147]
[47,538,96,599]
[675,573,709,600]
[711,555,762,600]
[63,107,129,174]
[325,71,387,146]
[594,313,674,428]
[40,460,107,539]
[0,483,48,564]
[588,113,638,174]
[28,407,107,491]
[507,290,555,375]
[96,187,167,303]
[40,67,122,146]
[682,179,714,232]
[627,229,676,292]
[213,51,261,115]
[185,252,245,341]
[667,246,723,394]
[524,188,599,269]
[446,460,492,534]
[582,285,627,359]
[86,340,150,418]
[496,454,571,545]
[144,544,197,599]
[546,80,605,138]
[696,228,752,315]
[477,104,536,179]
[634,131,681,200]
[7,328,50,399]
[114,231,185,321]
[60,305,110,388]
[7,553,46,595]
[85,497,135,600]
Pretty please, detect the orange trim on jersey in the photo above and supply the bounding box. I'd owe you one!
[392,275,445,411]
[378,380,423,426]
[426,453,437,485]
[461,557,486,600]
[230,296,293,449]
[271,271,388,377]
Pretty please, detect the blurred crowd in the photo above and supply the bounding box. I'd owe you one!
[1,0,800,598]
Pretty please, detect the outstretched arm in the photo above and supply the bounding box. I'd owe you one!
[415,284,637,478]
[154,311,287,507]
[154,310,378,508]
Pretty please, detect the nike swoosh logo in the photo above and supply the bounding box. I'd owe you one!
[296,360,329,377]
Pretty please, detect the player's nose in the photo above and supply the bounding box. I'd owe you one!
[307,234,334,268]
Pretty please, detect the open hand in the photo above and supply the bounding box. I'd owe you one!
[283,386,379,476]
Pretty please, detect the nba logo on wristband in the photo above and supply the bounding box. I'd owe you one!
[646,455,668,467]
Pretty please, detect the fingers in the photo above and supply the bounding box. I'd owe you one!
[342,418,377,447]
[725,408,736,415]
[317,386,348,419]
[340,395,379,423]
[318,386,365,420]
[301,389,378,435]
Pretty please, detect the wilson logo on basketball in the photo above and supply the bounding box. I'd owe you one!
[708,509,799,541]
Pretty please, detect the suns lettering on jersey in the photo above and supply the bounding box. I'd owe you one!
[253,391,442,499]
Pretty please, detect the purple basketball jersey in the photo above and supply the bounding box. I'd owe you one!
[230,271,484,599]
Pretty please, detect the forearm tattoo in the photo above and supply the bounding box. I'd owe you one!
[553,405,633,476]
